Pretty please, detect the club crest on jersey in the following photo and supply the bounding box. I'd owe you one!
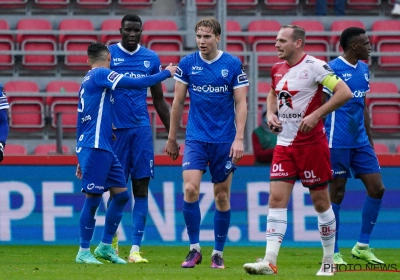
[144,61,150,68]
[364,73,369,82]
[299,70,308,79]
[221,69,228,77]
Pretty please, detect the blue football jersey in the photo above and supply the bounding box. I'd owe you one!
[0,84,9,110]
[76,67,124,152]
[109,43,162,128]
[324,57,370,148]
[174,51,249,143]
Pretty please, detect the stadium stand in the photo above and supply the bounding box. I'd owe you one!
[16,18,57,71]
[4,143,27,155]
[0,0,28,13]
[141,20,182,65]
[226,20,247,64]
[117,0,155,9]
[4,80,45,133]
[58,19,97,71]
[195,0,217,10]
[374,142,390,154]
[45,80,79,132]
[396,144,400,154]
[227,0,258,10]
[346,0,381,11]
[33,143,69,155]
[263,0,299,11]
[101,19,121,46]
[32,0,70,13]
[0,19,14,71]
[371,20,400,70]
[330,20,366,52]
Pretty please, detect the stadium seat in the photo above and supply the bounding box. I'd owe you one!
[371,20,400,69]
[291,20,329,62]
[257,81,270,103]
[101,19,121,46]
[346,0,381,11]
[366,82,399,108]
[330,20,366,52]
[4,80,45,132]
[4,143,27,155]
[75,0,111,9]
[46,80,80,131]
[0,0,27,12]
[117,0,154,9]
[59,19,98,71]
[247,20,281,71]
[147,104,167,133]
[374,143,390,154]
[33,0,70,10]
[141,20,182,65]
[396,144,400,154]
[195,0,217,10]
[264,0,299,11]
[226,20,247,64]
[0,19,14,70]
[33,143,69,155]
[16,19,57,70]
[227,0,258,10]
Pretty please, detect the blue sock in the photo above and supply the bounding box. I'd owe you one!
[79,196,101,249]
[331,203,340,253]
[102,191,129,244]
[183,200,200,244]
[214,209,231,251]
[358,196,382,244]
[132,196,148,246]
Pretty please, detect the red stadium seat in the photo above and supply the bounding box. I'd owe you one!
[16,19,57,71]
[141,20,182,65]
[330,20,365,52]
[76,0,111,9]
[258,81,270,102]
[226,20,247,64]
[195,0,217,10]
[33,0,69,9]
[117,0,154,9]
[0,0,27,10]
[147,103,167,133]
[59,19,98,71]
[396,144,400,154]
[46,80,80,131]
[264,0,299,11]
[366,82,399,108]
[374,143,390,154]
[247,20,281,71]
[4,80,45,132]
[371,20,400,70]
[291,20,329,62]
[34,143,69,155]
[101,19,121,46]
[346,0,380,11]
[4,143,27,155]
[0,19,14,70]
[227,0,258,10]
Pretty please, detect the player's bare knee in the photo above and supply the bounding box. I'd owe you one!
[184,183,199,198]
[368,184,385,199]
[214,191,229,205]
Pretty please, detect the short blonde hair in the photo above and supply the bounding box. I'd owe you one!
[195,17,221,36]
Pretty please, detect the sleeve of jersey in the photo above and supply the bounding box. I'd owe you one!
[0,109,8,144]
[233,60,249,89]
[116,70,171,90]
[173,57,189,85]
[151,54,162,75]
[314,60,341,96]
[0,89,9,110]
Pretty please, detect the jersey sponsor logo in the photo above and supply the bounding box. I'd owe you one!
[108,71,120,82]
[192,66,203,71]
[305,59,315,63]
[277,81,299,109]
[175,67,183,77]
[81,115,91,123]
[299,70,308,79]
[342,73,352,81]
[352,90,366,98]
[113,58,124,65]
[271,164,288,176]
[83,75,91,83]
[144,60,150,68]
[221,69,229,77]
[237,73,248,83]
[124,72,147,78]
[192,84,229,93]
[323,64,333,72]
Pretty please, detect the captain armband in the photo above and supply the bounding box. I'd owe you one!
[321,74,342,93]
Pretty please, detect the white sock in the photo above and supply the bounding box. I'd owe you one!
[79,247,90,252]
[212,250,223,257]
[356,242,369,249]
[264,208,287,265]
[190,243,201,252]
[130,245,140,253]
[317,206,336,258]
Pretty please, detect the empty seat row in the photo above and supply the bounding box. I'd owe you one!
[4,143,69,155]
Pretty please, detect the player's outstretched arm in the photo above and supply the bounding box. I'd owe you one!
[165,81,187,161]
[300,80,352,133]
[117,63,177,90]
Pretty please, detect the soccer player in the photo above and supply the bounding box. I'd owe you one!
[165,17,249,269]
[0,83,9,162]
[108,14,172,263]
[75,42,176,264]
[323,27,385,265]
[242,25,353,276]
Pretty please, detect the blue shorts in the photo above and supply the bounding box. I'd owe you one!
[330,145,381,179]
[182,140,237,183]
[112,127,154,180]
[77,147,126,194]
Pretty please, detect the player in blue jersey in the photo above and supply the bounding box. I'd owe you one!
[165,18,249,269]
[0,83,9,162]
[75,42,176,265]
[107,14,172,263]
[323,27,385,265]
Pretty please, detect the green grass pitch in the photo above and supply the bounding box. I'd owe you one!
[0,246,398,280]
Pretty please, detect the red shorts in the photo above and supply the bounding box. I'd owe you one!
[270,141,332,189]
